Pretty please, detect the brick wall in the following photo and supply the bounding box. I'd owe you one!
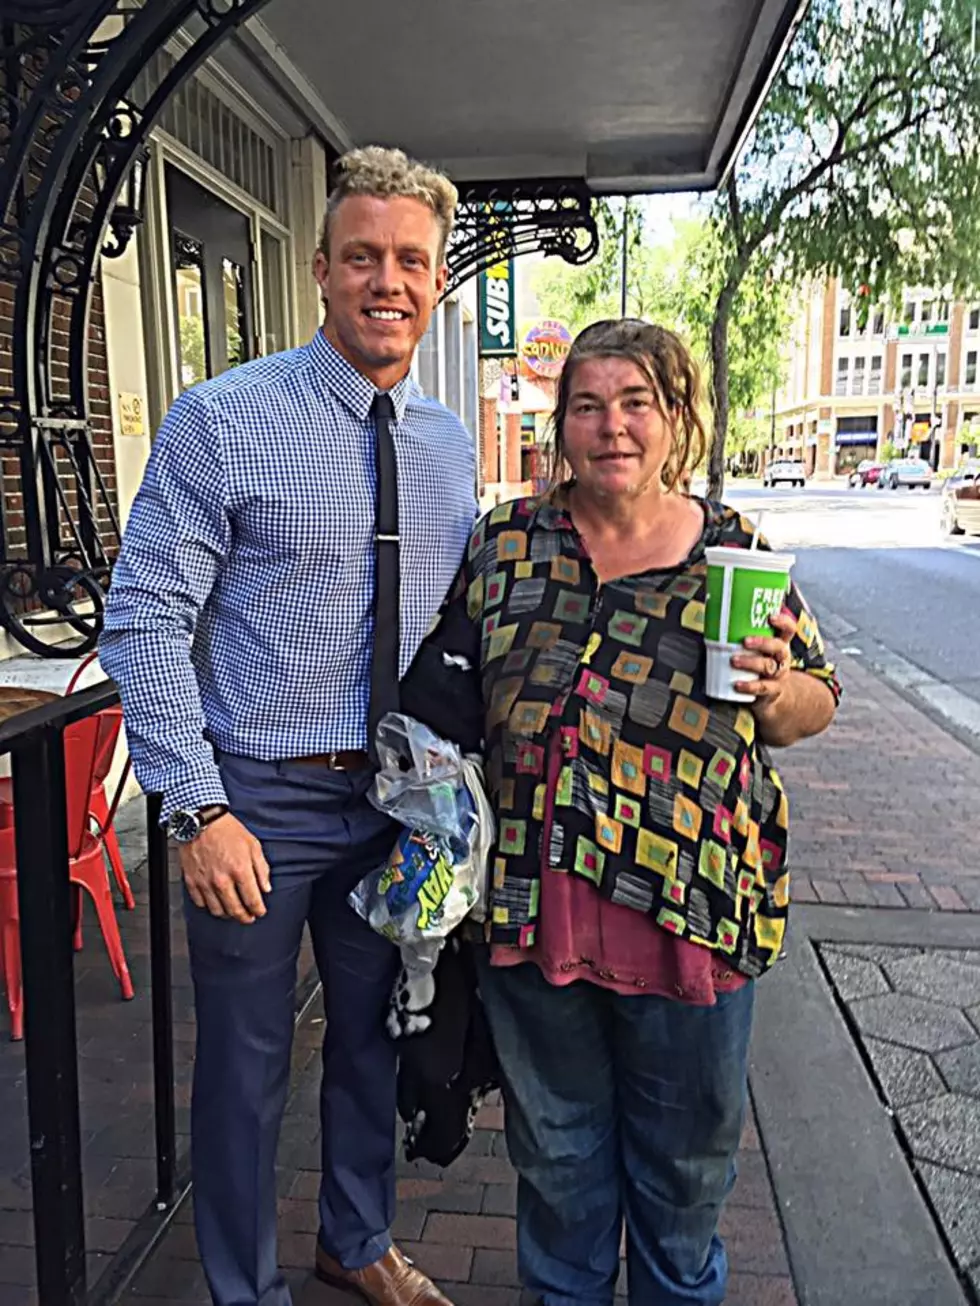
[0,43,119,567]
[0,253,118,563]
[479,396,499,486]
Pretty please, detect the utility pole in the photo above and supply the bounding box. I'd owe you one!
[620,197,629,317]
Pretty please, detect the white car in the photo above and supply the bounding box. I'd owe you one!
[763,460,807,488]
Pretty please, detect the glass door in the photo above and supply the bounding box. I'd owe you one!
[165,164,255,389]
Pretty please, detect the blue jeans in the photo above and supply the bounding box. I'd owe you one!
[184,752,400,1306]
[476,959,754,1306]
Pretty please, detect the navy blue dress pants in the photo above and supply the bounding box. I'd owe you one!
[184,752,400,1306]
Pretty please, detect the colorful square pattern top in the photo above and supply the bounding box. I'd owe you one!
[442,494,840,977]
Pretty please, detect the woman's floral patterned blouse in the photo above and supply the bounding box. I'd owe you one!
[449,494,841,979]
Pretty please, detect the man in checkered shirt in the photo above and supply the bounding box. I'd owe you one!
[101,147,477,1306]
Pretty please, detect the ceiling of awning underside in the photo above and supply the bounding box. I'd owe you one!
[247,0,807,194]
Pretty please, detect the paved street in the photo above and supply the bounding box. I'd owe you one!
[722,482,980,739]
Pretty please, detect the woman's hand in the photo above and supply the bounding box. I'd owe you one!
[731,610,796,703]
[730,608,837,746]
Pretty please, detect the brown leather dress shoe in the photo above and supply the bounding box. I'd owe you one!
[314,1244,455,1305]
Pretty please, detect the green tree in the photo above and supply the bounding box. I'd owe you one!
[531,198,667,331]
[705,0,980,493]
[532,213,791,462]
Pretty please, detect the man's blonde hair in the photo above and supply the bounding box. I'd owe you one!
[317,146,458,264]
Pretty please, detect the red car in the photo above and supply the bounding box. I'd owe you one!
[848,460,885,487]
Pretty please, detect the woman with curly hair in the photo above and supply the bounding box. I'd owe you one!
[441,318,839,1305]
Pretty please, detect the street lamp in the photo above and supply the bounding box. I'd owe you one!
[93,144,149,260]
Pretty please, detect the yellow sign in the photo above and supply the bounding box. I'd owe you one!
[520,319,572,379]
[118,392,145,437]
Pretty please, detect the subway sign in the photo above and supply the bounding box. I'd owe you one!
[478,257,516,357]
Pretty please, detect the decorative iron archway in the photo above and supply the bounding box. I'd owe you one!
[0,0,598,659]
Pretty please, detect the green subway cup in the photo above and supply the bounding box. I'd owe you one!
[703,545,795,702]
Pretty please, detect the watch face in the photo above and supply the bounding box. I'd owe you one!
[168,810,202,844]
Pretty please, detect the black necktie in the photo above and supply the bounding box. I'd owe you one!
[368,393,400,761]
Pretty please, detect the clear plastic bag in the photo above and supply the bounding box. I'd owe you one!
[348,714,493,958]
[371,713,468,840]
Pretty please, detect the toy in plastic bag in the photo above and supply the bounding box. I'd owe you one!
[348,714,493,978]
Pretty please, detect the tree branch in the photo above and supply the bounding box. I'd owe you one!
[746,102,934,263]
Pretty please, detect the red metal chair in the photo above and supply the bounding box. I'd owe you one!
[0,713,134,1040]
[0,655,135,910]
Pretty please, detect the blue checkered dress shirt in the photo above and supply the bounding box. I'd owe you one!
[100,330,477,820]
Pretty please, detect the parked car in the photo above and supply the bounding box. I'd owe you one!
[847,459,885,488]
[941,461,980,535]
[878,458,933,490]
[763,460,807,488]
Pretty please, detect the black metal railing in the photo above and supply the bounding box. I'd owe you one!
[0,683,177,1306]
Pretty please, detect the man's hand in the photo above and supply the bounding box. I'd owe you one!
[179,814,271,924]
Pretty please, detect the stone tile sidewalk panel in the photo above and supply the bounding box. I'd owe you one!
[819,941,980,1291]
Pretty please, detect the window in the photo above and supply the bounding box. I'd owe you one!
[221,259,247,373]
[921,301,933,324]
[971,307,980,332]
[444,299,462,419]
[967,351,978,386]
[462,318,478,439]
[903,301,916,325]
[937,301,950,323]
[936,351,947,388]
[901,353,913,388]
[839,306,851,336]
[835,357,849,395]
[135,51,282,214]
[872,308,885,336]
[852,355,866,395]
[174,233,207,392]
[918,353,929,387]
[417,315,439,397]
[869,354,883,395]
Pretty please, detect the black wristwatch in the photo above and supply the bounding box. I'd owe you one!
[166,804,229,844]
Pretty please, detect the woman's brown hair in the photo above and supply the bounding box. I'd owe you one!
[546,318,708,493]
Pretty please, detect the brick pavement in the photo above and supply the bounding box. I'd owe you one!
[780,650,980,914]
[0,810,315,1306]
[117,1067,796,1306]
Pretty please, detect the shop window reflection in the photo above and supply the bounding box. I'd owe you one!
[174,233,207,391]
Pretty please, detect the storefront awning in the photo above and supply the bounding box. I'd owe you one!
[244,0,806,193]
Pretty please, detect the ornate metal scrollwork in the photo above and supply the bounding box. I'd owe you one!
[444,179,599,297]
[0,0,275,657]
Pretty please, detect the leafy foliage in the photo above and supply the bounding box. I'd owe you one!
[701,0,980,491]
[532,214,791,456]
[534,1,980,494]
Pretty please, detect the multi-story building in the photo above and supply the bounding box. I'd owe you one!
[774,279,980,477]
